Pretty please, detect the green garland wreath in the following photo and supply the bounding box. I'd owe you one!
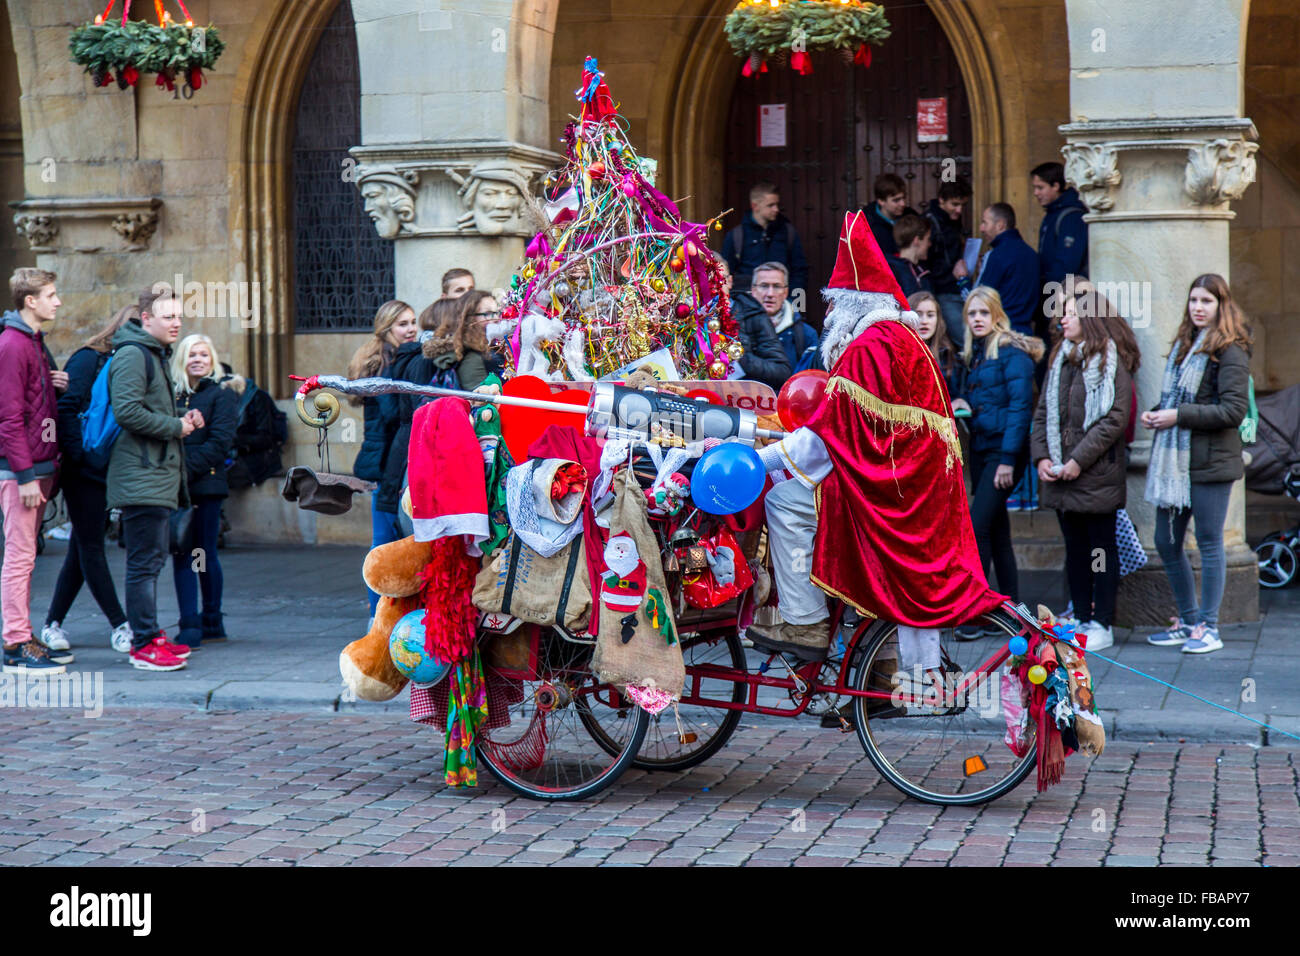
[69,20,225,90]
[724,0,891,60]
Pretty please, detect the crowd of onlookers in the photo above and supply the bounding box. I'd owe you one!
[721,169,1251,654]
[0,270,284,675]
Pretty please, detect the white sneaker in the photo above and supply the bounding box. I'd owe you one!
[1181,623,1223,654]
[1082,621,1113,651]
[110,621,134,654]
[40,621,70,651]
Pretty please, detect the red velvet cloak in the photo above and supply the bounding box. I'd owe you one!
[805,320,1006,626]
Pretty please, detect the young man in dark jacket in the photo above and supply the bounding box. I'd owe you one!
[862,172,917,257]
[886,214,933,299]
[107,288,200,671]
[976,203,1039,335]
[722,183,809,297]
[0,268,69,673]
[1032,162,1089,298]
[922,178,973,343]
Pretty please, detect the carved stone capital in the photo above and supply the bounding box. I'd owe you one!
[1062,142,1121,211]
[14,214,57,250]
[8,197,163,252]
[111,210,160,251]
[348,141,563,239]
[1184,138,1259,206]
[354,165,419,239]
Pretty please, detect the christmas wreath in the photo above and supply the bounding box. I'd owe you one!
[69,1,224,91]
[725,0,891,75]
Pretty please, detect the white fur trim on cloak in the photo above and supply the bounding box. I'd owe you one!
[820,288,920,369]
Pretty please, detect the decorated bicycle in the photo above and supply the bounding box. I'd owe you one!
[288,61,1104,806]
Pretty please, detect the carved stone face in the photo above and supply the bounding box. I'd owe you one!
[469,178,524,234]
[361,181,400,239]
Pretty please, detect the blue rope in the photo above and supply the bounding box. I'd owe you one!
[1053,635,1300,744]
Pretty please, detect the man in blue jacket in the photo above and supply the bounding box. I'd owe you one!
[1032,161,1088,336]
[722,183,809,300]
[975,203,1038,335]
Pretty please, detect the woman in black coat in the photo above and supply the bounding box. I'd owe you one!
[42,306,135,653]
[170,334,239,648]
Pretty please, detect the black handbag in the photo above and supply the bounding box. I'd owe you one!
[168,506,194,556]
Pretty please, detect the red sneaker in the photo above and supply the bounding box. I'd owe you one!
[130,642,187,671]
[153,631,191,659]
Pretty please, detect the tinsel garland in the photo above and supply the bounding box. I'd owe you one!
[69,20,225,90]
[724,0,891,61]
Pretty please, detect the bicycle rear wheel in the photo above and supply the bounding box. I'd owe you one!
[850,608,1037,806]
[580,630,746,771]
[477,629,648,801]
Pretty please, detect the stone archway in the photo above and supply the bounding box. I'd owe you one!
[224,0,340,397]
[654,0,1010,232]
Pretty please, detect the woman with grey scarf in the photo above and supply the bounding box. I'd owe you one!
[1031,291,1133,650]
[1143,274,1252,655]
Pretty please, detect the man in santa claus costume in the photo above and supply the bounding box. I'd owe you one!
[747,209,1007,674]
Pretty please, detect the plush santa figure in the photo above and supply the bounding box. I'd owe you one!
[600,532,648,613]
[748,209,1006,664]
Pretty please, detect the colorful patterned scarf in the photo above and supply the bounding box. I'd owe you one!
[444,650,488,787]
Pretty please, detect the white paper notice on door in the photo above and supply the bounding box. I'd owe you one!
[759,104,787,148]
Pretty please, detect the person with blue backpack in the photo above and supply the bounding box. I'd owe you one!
[41,304,137,657]
[90,287,202,672]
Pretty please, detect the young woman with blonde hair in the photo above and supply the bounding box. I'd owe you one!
[170,333,240,647]
[953,286,1044,631]
[1144,273,1252,655]
[41,304,137,653]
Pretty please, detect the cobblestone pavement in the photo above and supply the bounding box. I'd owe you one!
[1,707,1296,867]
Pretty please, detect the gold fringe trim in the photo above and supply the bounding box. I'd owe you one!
[825,376,963,471]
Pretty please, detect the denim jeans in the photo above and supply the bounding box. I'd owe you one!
[1154,481,1233,628]
[173,496,224,620]
[120,505,169,649]
[368,490,405,615]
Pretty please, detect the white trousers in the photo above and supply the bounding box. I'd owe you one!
[765,477,940,668]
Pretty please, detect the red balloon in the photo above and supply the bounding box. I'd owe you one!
[776,369,829,430]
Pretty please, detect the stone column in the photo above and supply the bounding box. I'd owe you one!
[1060,1,1258,624]
[350,0,561,306]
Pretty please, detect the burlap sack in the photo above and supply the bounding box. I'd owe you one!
[472,533,591,631]
[592,470,685,698]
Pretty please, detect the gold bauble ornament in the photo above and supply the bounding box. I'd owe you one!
[523,267,536,279]
[727,341,745,361]
[707,319,721,333]
[651,277,667,293]
[709,361,727,378]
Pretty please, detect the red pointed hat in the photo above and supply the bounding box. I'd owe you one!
[827,209,910,311]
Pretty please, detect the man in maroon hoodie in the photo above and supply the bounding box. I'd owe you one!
[0,268,70,673]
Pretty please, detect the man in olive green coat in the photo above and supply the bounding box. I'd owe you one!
[107,288,202,671]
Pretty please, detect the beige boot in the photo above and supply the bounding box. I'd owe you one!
[747,619,831,661]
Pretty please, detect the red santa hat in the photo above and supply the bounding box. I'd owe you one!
[821,209,920,368]
[407,398,489,553]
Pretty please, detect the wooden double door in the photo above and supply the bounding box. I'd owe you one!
[723,1,972,325]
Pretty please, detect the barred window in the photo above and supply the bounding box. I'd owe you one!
[291,0,394,331]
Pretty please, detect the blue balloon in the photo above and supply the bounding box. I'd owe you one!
[692,443,766,515]
[1008,636,1028,656]
[388,610,452,688]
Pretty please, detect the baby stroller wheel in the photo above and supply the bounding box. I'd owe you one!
[1256,537,1298,589]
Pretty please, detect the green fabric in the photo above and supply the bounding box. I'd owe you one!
[473,374,513,557]
[105,321,189,511]
[1241,375,1258,445]
[457,351,489,392]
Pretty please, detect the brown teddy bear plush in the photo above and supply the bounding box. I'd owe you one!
[340,535,432,701]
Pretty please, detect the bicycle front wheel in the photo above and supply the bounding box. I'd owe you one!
[850,608,1037,806]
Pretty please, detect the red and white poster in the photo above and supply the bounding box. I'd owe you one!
[758,103,787,148]
[917,97,948,143]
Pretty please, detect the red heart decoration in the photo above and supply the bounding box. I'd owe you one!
[499,376,589,462]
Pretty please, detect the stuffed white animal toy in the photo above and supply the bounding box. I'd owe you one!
[515,309,566,380]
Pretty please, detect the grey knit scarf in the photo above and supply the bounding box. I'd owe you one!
[1144,329,1209,510]
[1045,339,1117,468]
